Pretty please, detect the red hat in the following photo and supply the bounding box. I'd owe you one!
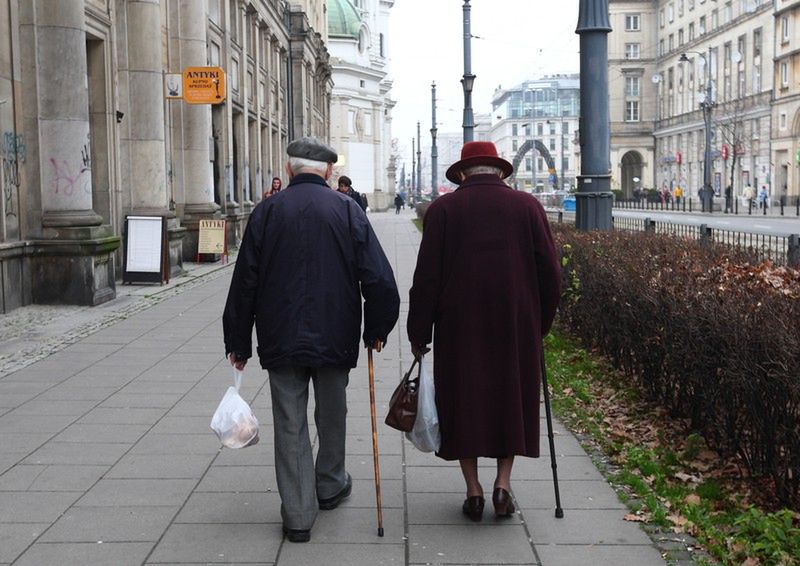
[445,141,514,184]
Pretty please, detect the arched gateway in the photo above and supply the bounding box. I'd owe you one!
[509,139,558,189]
[620,150,643,198]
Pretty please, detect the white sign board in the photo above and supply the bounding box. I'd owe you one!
[126,216,163,272]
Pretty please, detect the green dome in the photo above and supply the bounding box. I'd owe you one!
[328,0,361,39]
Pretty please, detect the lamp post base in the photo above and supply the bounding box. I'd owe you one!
[575,175,613,231]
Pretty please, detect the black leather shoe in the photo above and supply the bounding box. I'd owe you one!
[318,473,352,510]
[462,495,485,522]
[282,526,311,543]
[492,487,516,518]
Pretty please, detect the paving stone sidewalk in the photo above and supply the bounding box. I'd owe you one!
[0,210,667,565]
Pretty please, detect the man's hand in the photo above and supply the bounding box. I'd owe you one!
[411,343,430,360]
[229,352,247,371]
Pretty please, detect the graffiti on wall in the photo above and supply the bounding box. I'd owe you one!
[49,134,91,197]
[1,131,25,217]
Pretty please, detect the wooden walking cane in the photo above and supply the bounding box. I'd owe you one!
[367,341,385,536]
[541,350,564,518]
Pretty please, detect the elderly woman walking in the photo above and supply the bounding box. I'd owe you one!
[407,141,561,521]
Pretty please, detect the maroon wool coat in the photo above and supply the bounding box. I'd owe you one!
[407,174,561,461]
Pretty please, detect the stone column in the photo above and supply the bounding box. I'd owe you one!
[176,0,220,260]
[179,0,217,216]
[36,0,101,228]
[26,0,119,306]
[124,0,169,215]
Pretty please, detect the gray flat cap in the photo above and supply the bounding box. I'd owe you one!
[286,137,338,164]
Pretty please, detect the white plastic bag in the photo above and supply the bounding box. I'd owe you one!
[406,356,441,453]
[210,369,260,449]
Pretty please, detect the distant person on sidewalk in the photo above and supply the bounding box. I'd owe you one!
[336,175,367,212]
[724,185,732,213]
[223,137,400,543]
[674,185,683,206]
[407,141,561,523]
[394,194,404,214]
[758,185,769,210]
[744,183,756,210]
[264,176,282,200]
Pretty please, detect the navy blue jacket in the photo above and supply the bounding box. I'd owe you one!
[223,173,400,369]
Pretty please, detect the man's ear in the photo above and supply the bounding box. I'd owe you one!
[323,163,333,181]
[285,162,293,180]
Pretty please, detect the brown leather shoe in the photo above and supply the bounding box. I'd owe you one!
[462,495,485,522]
[492,487,516,518]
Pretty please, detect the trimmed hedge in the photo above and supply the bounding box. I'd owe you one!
[553,226,800,508]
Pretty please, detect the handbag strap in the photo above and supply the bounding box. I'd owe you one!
[403,357,419,382]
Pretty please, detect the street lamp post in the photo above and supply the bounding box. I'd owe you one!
[416,121,422,198]
[680,47,715,213]
[575,0,613,230]
[431,82,438,200]
[461,0,475,143]
[412,137,417,202]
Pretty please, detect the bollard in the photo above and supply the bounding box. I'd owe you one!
[689,198,692,212]
[558,211,563,224]
[781,200,784,216]
[788,234,800,268]
[735,198,738,215]
[644,217,655,232]
[749,200,753,215]
[763,201,767,216]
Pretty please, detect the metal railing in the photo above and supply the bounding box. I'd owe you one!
[547,211,800,267]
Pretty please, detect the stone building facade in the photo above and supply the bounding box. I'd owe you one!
[327,0,396,210]
[609,0,784,202]
[0,0,331,313]
[772,0,800,199]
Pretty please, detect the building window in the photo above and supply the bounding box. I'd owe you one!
[679,0,684,17]
[562,122,569,135]
[659,9,665,27]
[689,22,695,41]
[379,33,385,57]
[625,76,641,96]
[625,14,641,31]
[781,16,789,43]
[210,42,221,66]
[625,43,641,59]
[669,34,674,52]
[699,15,706,34]
[229,0,239,44]
[231,58,239,91]
[679,29,684,46]
[562,157,569,171]
[724,2,732,24]
[537,123,544,136]
[689,0,695,9]
[538,157,544,171]
[525,157,531,172]
[347,110,355,134]
[625,100,640,122]
[549,122,556,135]
[668,3,674,22]
[549,138,556,151]
[512,123,518,136]
[780,61,789,87]
[512,139,518,151]
[209,0,220,24]
[780,112,787,129]
[524,124,531,136]
[711,9,718,30]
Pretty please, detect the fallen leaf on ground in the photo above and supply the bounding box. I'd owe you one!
[623,513,649,522]
[684,494,702,506]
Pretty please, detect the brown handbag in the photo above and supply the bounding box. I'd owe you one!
[385,358,421,432]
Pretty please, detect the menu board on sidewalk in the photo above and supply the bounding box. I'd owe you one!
[123,216,170,284]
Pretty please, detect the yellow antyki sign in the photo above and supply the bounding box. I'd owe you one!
[182,67,226,104]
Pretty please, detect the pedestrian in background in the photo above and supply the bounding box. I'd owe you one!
[337,175,367,212]
[265,176,282,199]
[758,185,769,210]
[744,183,756,210]
[674,185,683,206]
[223,137,400,543]
[407,141,561,523]
[724,185,732,213]
[394,193,404,214]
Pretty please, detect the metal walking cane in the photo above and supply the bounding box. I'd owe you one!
[541,349,564,518]
[367,341,385,536]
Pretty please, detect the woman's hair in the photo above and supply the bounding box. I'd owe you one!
[463,165,504,178]
[337,175,352,187]
[272,177,282,186]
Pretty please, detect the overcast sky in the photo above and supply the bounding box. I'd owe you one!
[388,1,580,168]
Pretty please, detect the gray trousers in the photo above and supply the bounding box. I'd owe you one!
[267,366,349,530]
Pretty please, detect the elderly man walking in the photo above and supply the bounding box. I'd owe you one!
[407,141,561,522]
[223,137,400,542]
